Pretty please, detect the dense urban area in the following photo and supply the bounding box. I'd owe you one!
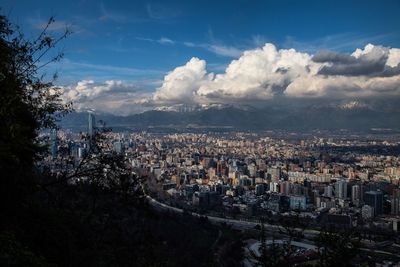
[41,113,400,266]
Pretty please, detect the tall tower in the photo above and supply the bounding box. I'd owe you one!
[88,112,95,139]
[50,128,57,159]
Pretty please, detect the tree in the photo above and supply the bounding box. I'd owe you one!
[0,14,71,212]
[250,218,284,267]
[315,228,362,267]
[0,14,72,266]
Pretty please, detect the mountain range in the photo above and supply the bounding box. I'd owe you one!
[60,99,400,133]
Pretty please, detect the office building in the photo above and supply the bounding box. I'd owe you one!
[364,191,383,216]
[391,189,400,216]
[335,179,347,199]
[351,185,361,206]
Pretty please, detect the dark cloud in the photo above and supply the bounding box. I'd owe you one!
[379,64,400,77]
[313,51,357,64]
[318,60,386,76]
[314,50,389,76]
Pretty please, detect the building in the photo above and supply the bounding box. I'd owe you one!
[50,128,58,159]
[269,181,279,193]
[361,205,374,220]
[248,163,257,178]
[290,195,306,211]
[364,191,383,216]
[113,141,124,154]
[78,147,86,158]
[255,184,265,196]
[280,181,290,195]
[335,179,347,199]
[193,191,210,207]
[351,185,361,206]
[88,112,95,139]
[268,167,281,182]
[391,189,400,216]
[324,185,333,198]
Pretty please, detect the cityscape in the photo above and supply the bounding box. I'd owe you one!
[40,112,400,266]
[1,0,400,266]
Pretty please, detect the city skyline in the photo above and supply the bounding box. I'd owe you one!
[2,0,400,114]
[1,4,400,265]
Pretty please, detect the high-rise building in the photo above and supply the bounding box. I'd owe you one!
[280,181,290,195]
[391,189,400,216]
[50,128,58,159]
[364,191,383,216]
[351,185,361,205]
[361,205,374,220]
[88,112,95,139]
[324,185,333,198]
[78,147,86,158]
[113,141,124,154]
[335,179,347,199]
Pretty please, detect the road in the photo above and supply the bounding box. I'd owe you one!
[144,193,400,263]
[145,195,320,237]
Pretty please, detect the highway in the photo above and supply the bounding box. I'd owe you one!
[145,195,320,237]
[145,194,400,261]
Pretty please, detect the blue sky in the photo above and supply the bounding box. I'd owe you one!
[2,0,400,114]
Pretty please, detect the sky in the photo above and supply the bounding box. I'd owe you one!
[2,0,400,114]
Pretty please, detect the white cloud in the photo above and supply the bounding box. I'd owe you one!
[158,37,175,45]
[155,43,400,103]
[182,42,243,57]
[61,43,400,114]
[206,44,243,58]
[136,36,176,45]
[284,75,400,98]
[154,43,321,102]
[153,57,213,103]
[387,48,400,68]
[62,80,152,115]
[198,44,318,99]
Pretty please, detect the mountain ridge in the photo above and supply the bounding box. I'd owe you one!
[60,101,400,132]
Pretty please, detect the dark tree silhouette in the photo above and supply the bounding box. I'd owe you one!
[314,228,362,267]
[0,14,71,213]
[250,219,285,267]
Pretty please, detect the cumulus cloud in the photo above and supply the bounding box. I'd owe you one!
[62,80,152,115]
[315,44,395,76]
[153,57,213,103]
[284,75,400,98]
[154,43,319,102]
[62,43,400,114]
[153,43,400,103]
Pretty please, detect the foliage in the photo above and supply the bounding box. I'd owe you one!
[250,219,287,267]
[0,14,71,211]
[314,228,362,267]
